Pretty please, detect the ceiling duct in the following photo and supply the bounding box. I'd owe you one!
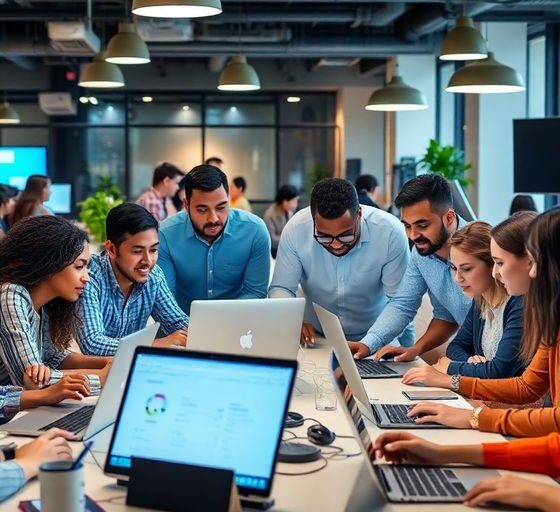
[136,18,193,42]
[47,21,100,54]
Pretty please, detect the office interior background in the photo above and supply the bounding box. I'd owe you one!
[0,0,555,223]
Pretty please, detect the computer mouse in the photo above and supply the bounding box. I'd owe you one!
[306,424,336,446]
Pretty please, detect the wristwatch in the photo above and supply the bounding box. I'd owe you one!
[0,443,17,462]
[450,374,461,392]
[470,406,484,430]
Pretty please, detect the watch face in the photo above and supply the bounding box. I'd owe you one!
[1,445,16,460]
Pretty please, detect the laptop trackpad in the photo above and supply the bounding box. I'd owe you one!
[6,403,83,430]
[451,468,500,491]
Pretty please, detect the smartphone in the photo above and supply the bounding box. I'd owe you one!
[402,390,458,401]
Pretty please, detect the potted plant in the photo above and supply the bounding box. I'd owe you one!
[417,139,472,187]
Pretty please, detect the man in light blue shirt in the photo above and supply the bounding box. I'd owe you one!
[159,165,271,314]
[269,178,412,345]
[350,174,472,361]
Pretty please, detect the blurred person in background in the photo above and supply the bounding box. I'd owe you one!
[510,194,537,216]
[230,176,252,212]
[136,162,184,222]
[205,156,224,168]
[0,185,18,238]
[264,185,300,258]
[355,174,381,209]
[10,176,52,226]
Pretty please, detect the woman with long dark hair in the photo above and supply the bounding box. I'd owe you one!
[10,175,52,226]
[0,184,18,238]
[0,216,110,393]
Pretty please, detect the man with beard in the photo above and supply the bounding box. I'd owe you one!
[78,203,188,356]
[269,178,412,346]
[350,174,472,361]
[158,165,270,314]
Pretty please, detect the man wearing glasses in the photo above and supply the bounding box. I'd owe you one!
[269,178,412,347]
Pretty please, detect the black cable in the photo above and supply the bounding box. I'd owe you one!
[275,456,329,476]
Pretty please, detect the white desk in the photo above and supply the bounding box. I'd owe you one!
[0,340,556,511]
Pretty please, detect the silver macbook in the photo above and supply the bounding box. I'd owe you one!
[188,298,305,360]
[314,303,411,379]
[2,324,159,439]
[333,355,500,503]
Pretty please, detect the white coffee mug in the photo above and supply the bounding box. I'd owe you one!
[39,460,85,512]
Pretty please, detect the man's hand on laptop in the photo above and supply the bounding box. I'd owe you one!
[20,375,91,409]
[23,364,51,389]
[300,323,316,345]
[374,345,419,362]
[401,365,452,388]
[348,342,370,359]
[153,329,188,348]
[374,432,447,465]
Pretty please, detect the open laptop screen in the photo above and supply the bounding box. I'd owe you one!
[105,347,297,497]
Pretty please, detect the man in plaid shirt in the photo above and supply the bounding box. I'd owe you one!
[136,162,184,222]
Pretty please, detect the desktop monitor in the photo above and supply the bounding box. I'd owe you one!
[105,347,297,497]
[0,146,47,189]
[44,183,72,214]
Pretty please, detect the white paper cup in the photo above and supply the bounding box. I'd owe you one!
[39,460,85,512]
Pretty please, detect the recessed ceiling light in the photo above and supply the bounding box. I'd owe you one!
[182,105,190,111]
[88,97,98,105]
[230,106,238,112]
[79,96,89,104]
[142,96,153,103]
[287,96,301,103]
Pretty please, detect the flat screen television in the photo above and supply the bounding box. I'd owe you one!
[514,118,560,194]
[0,146,47,189]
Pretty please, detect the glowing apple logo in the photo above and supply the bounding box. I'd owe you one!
[239,330,254,349]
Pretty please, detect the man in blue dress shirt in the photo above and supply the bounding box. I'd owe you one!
[350,174,472,361]
[269,178,413,346]
[158,165,271,314]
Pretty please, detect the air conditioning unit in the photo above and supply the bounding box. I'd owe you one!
[47,22,100,54]
[38,92,77,116]
[136,19,193,42]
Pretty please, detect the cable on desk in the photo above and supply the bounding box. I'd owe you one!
[275,456,329,476]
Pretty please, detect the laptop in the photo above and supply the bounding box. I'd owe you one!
[104,346,297,501]
[314,304,412,379]
[333,355,500,503]
[188,298,305,360]
[2,324,159,439]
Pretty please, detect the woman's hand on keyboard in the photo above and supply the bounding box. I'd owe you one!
[374,432,446,465]
[373,345,419,362]
[406,402,472,429]
[401,365,452,388]
[41,375,91,404]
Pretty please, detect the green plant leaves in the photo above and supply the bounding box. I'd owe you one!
[418,138,472,187]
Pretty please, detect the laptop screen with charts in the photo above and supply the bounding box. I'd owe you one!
[104,347,297,497]
[188,298,305,360]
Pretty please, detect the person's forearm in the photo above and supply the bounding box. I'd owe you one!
[414,319,458,355]
[440,444,484,466]
[539,487,560,512]
[19,389,50,410]
[60,353,110,370]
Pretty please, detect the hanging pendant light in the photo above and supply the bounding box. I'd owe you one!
[132,0,221,18]
[218,55,261,92]
[365,76,428,112]
[79,52,125,88]
[0,102,20,124]
[446,52,525,94]
[106,23,150,65]
[440,16,488,61]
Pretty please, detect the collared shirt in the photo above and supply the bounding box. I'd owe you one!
[263,204,293,252]
[361,217,472,352]
[269,206,413,342]
[136,187,167,222]
[78,252,189,356]
[158,209,271,314]
[0,385,21,425]
[0,284,100,394]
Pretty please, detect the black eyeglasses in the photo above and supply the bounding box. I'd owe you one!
[313,215,360,246]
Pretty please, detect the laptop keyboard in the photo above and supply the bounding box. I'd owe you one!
[380,404,419,424]
[39,406,95,433]
[356,360,398,377]
[387,466,467,499]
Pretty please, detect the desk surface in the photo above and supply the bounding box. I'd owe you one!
[0,339,555,512]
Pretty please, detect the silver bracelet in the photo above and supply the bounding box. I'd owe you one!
[450,374,461,392]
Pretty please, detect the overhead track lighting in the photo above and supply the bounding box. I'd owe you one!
[132,0,221,18]
[446,52,525,94]
[106,23,150,65]
[79,52,125,88]
[365,76,428,112]
[440,16,488,61]
[218,55,261,92]
[0,101,20,124]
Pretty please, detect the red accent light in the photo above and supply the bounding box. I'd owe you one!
[65,70,77,81]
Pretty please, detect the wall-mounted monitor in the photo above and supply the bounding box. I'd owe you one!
[0,146,47,189]
[514,118,560,194]
[44,183,72,214]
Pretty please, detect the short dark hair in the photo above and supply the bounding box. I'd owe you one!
[355,174,378,192]
[153,162,184,187]
[204,157,223,167]
[0,184,18,207]
[509,194,537,216]
[275,184,299,204]
[310,178,359,219]
[183,165,229,201]
[233,176,247,192]
[394,174,452,212]
[106,203,158,247]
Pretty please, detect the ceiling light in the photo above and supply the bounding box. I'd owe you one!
[287,96,301,103]
[182,105,190,111]
[79,96,89,104]
[142,96,153,103]
[365,76,428,112]
[0,102,20,124]
[446,52,525,94]
[229,106,238,112]
[79,52,125,88]
[106,23,150,65]
[440,16,488,61]
[132,0,221,18]
[88,97,98,105]
[218,55,261,92]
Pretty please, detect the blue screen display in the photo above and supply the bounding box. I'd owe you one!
[0,147,47,189]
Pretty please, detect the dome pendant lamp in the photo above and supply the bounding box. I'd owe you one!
[106,23,150,65]
[132,0,222,19]
[440,16,488,61]
[218,55,261,92]
[0,101,20,124]
[79,52,125,88]
[365,75,428,111]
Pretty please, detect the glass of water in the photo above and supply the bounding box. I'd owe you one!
[313,368,337,411]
